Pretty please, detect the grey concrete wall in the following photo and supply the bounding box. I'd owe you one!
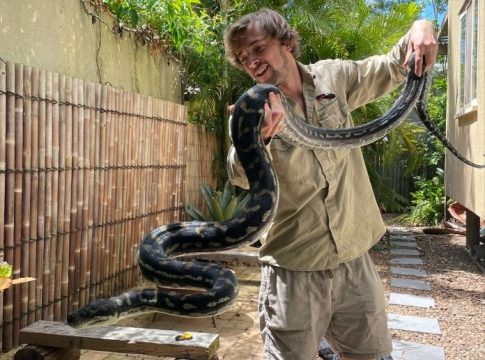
[0,0,182,103]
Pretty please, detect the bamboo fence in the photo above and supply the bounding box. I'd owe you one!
[0,60,218,352]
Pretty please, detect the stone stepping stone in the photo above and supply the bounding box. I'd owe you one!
[390,258,423,266]
[390,235,416,241]
[391,249,420,256]
[391,340,445,360]
[391,278,431,291]
[390,240,418,248]
[390,267,427,277]
[388,313,441,334]
[389,293,435,308]
[387,227,413,234]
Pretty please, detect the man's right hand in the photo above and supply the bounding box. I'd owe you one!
[261,92,285,144]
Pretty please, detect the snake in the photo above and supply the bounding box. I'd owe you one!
[66,56,485,328]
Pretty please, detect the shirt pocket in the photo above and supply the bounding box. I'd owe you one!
[314,98,349,128]
[270,139,309,184]
[313,99,352,162]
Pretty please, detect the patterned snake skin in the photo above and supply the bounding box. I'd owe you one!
[67,57,484,328]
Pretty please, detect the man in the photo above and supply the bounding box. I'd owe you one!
[224,8,437,360]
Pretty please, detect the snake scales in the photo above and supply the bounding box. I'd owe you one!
[67,56,484,328]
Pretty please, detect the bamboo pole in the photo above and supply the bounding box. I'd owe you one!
[130,93,140,286]
[37,69,46,322]
[76,79,86,308]
[119,90,126,288]
[43,71,53,320]
[147,96,154,227]
[80,81,89,305]
[153,100,160,225]
[49,72,59,320]
[123,89,131,290]
[29,68,39,322]
[161,101,170,225]
[140,95,148,252]
[69,78,79,312]
[113,88,122,294]
[13,63,24,347]
[180,105,188,220]
[62,76,73,317]
[20,65,32,331]
[104,85,114,297]
[145,96,153,229]
[119,89,128,290]
[93,86,100,300]
[161,102,168,220]
[129,91,137,285]
[98,84,108,299]
[87,84,100,301]
[3,61,16,351]
[123,91,131,287]
[54,74,64,321]
[81,79,89,307]
[168,103,176,220]
[84,81,95,306]
[104,86,112,297]
[0,59,7,352]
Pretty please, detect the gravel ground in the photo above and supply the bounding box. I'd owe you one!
[372,223,485,360]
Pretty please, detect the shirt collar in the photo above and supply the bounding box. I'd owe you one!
[298,62,336,101]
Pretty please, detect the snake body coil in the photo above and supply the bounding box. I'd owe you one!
[67,57,484,328]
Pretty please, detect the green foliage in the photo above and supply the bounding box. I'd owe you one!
[365,160,409,213]
[0,261,12,278]
[103,0,212,54]
[404,168,451,226]
[101,0,449,217]
[185,180,250,221]
[401,68,449,225]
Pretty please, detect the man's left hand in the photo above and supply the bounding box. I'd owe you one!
[404,20,438,77]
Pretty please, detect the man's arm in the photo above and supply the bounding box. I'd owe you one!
[344,19,438,111]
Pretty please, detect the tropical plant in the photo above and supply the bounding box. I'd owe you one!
[402,67,449,225]
[405,168,450,225]
[185,180,250,221]
[100,0,447,214]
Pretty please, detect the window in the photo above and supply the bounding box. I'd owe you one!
[457,0,479,117]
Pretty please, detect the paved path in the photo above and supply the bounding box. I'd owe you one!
[386,227,445,360]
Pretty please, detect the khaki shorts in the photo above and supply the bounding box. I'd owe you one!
[259,252,392,360]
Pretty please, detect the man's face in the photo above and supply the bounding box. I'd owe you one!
[235,24,292,85]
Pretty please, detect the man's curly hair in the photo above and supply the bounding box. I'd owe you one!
[224,8,301,69]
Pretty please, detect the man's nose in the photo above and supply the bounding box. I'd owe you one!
[248,56,260,70]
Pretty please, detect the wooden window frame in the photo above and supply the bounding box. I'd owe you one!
[455,0,479,120]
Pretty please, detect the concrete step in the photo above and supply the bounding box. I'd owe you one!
[391,340,445,360]
[390,267,427,277]
[389,293,435,308]
[391,277,431,291]
[390,258,424,266]
[388,313,441,334]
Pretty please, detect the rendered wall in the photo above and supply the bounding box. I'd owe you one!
[0,0,182,103]
[445,0,485,218]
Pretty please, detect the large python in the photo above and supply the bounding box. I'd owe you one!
[67,56,484,328]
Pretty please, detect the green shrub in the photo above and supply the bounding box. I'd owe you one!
[185,180,250,221]
[404,168,450,226]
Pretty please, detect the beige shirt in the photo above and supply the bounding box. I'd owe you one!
[227,33,410,270]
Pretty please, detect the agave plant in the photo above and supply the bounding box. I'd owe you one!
[185,180,250,221]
